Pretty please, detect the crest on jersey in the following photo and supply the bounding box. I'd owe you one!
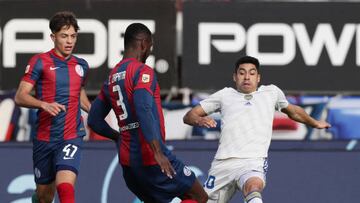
[25,65,30,73]
[75,65,84,77]
[183,166,192,177]
[244,94,253,100]
[142,74,150,83]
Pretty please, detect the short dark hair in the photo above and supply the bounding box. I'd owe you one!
[49,11,79,33]
[234,56,260,73]
[124,23,152,48]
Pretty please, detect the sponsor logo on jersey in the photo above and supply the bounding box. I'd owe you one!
[142,74,150,83]
[245,101,252,106]
[75,65,84,77]
[183,166,192,176]
[49,66,61,71]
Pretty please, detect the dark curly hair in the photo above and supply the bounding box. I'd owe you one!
[49,11,79,33]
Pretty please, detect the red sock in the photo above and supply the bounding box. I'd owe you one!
[181,200,198,203]
[57,183,75,203]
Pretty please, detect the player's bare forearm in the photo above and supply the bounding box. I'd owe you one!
[80,88,91,113]
[15,90,43,109]
[15,94,66,116]
[282,104,316,126]
[183,110,199,126]
[150,140,176,178]
[183,105,217,128]
[282,104,331,129]
[15,81,65,116]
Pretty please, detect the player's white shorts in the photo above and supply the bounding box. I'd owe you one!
[203,157,268,203]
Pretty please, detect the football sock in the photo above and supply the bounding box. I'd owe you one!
[248,198,263,203]
[245,191,263,203]
[57,183,75,203]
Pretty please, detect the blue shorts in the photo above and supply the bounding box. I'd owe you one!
[32,137,83,184]
[122,158,196,203]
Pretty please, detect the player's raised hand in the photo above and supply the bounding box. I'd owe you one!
[196,117,217,128]
[154,151,176,179]
[314,120,331,129]
[41,102,66,116]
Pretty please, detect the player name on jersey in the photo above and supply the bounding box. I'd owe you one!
[108,71,126,84]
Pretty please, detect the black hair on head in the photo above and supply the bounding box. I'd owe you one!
[234,56,260,73]
[124,23,152,48]
[49,11,79,33]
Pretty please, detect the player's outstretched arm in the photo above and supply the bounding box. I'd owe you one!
[281,104,331,129]
[88,97,119,141]
[183,105,217,128]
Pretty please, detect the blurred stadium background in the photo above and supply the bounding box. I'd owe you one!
[1,0,360,202]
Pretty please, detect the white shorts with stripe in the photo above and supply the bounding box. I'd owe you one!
[203,157,268,203]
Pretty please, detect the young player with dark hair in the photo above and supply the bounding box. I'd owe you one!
[183,56,331,203]
[15,11,91,203]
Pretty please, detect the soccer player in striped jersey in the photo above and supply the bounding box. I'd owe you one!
[15,11,91,203]
[183,56,331,203]
[88,23,207,203]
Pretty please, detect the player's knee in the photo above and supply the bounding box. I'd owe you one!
[36,192,55,203]
[197,192,208,203]
[244,184,263,195]
[35,183,56,203]
[243,177,264,195]
[245,191,263,203]
[194,186,208,203]
[182,190,208,203]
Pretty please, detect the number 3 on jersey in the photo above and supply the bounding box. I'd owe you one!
[113,85,128,120]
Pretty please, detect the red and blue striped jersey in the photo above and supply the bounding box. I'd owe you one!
[99,58,173,166]
[21,49,89,142]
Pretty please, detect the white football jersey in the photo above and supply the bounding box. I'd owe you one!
[200,85,289,159]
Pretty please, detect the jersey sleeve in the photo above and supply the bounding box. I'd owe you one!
[132,64,161,142]
[87,79,120,141]
[21,55,43,85]
[199,88,224,114]
[81,59,90,87]
[133,88,160,142]
[98,80,111,104]
[88,96,119,141]
[134,65,156,95]
[273,85,289,111]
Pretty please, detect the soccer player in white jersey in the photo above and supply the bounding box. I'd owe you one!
[183,56,331,203]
